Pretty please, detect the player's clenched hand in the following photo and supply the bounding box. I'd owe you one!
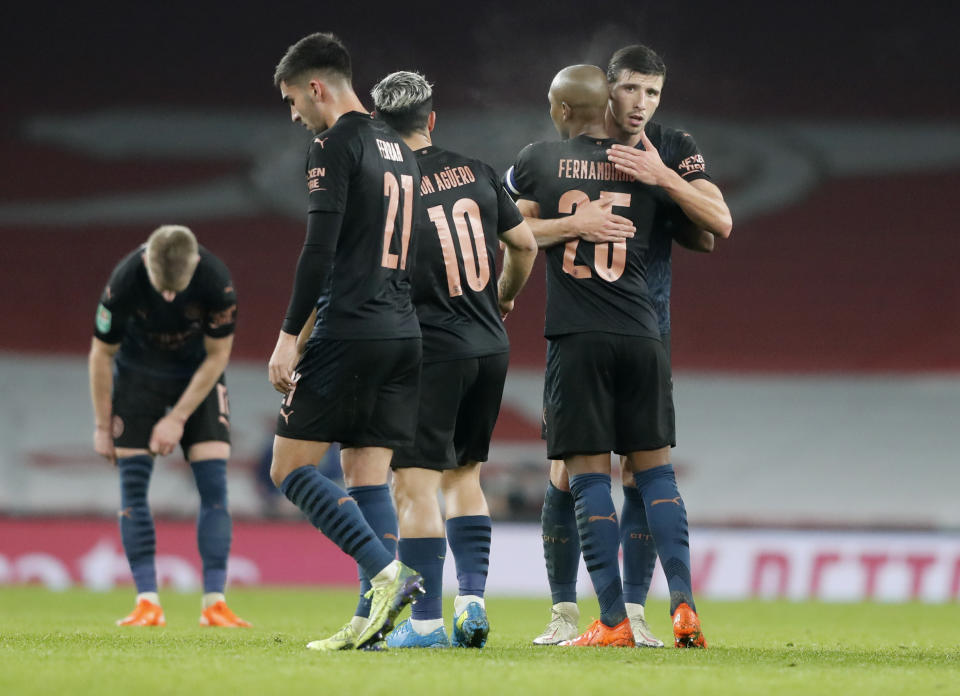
[571,197,635,244]
[149,414,184,456]
[93,426,116,464]
[607,131,667,186]
[499,297,515,321]
[269,331,299,394]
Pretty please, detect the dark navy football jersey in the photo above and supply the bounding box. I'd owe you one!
[506,134,661,339]
[505,123,711,339]
[412,146,524,362]
[303,111,422,341]
[93,245,237,379]
[641,122,712,335]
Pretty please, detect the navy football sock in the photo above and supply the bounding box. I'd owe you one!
[280,467,393,579]
[117,455,157,593]
[633,465,695,613]
[348,484,397,618]
[398,537,445,620]
[569,473,626,627]
[621,484,657,605]
[445,515,491,598]
[541,482,580,605]
[190,459,231,594]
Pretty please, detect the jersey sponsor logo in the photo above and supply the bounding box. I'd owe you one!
[96,304,112,333]
[677,154,706,176]
[588,512,618,524]
[375,138,404,162]
[307,167,326,193]
[279,407,293,425]
[651,496,682,507]
[557,159,632,182]
[337,496,355,506]
[313,137,329,148]
[383,533,398,541]
[430,165,476,192]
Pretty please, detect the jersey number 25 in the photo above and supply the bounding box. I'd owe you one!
[560,189,630,282]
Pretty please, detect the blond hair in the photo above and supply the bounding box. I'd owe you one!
[145,225,199,291]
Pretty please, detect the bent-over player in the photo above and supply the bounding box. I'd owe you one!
[89,225,249,628]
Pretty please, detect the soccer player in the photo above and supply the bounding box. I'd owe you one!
[517,46,726,648]
[369,71,537,649]
[89,225,250,628]
[267,32,424,651]
[505,62,730,648]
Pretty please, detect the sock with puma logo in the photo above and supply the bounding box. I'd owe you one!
[633,464,695,613]
[280,466,393,579]
[569,472,626,627]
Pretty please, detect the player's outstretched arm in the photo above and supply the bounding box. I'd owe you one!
[607,133,732,238]
[497,220,538,319]
[518,199,636,249]
[149,334,233,456]
[89,337,120,463]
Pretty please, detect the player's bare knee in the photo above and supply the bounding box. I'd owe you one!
[624,446,671,473]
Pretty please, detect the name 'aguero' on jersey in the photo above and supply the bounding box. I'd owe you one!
[412,145,524,362]
[505,134,662,340]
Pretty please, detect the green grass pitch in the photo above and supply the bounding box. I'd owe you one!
[1,587,957,696]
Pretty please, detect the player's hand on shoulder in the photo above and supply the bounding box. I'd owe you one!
[607,131,667,186]
[93,426,115,464]
[149,415,185,457]
[573,197,636,244]
[268,332,299,395]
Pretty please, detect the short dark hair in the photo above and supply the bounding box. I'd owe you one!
[606,44,666,83]
[273,32,352,87]
[371,71,433,136]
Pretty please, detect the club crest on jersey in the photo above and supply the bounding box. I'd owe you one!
[376,139,404,162]
[96,304,112,333]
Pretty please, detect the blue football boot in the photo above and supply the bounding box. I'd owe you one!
[385,618,450,648]
[452,601,489,648]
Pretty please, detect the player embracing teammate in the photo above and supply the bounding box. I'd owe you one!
[505,49,731,648]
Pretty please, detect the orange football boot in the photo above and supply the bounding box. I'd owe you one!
[559,617,634,647]
[200,600,252,627]
[116,599,166,626]
[672,603,707,648]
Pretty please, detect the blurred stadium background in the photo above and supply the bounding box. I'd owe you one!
[2,1,958,603]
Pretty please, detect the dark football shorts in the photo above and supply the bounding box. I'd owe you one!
[112,366,230,454]
[392,352,509,471]
[275,337,422,448]
[543,332,675,460]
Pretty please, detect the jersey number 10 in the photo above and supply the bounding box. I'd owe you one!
[426,198,491,297]
[560,189,630,282]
